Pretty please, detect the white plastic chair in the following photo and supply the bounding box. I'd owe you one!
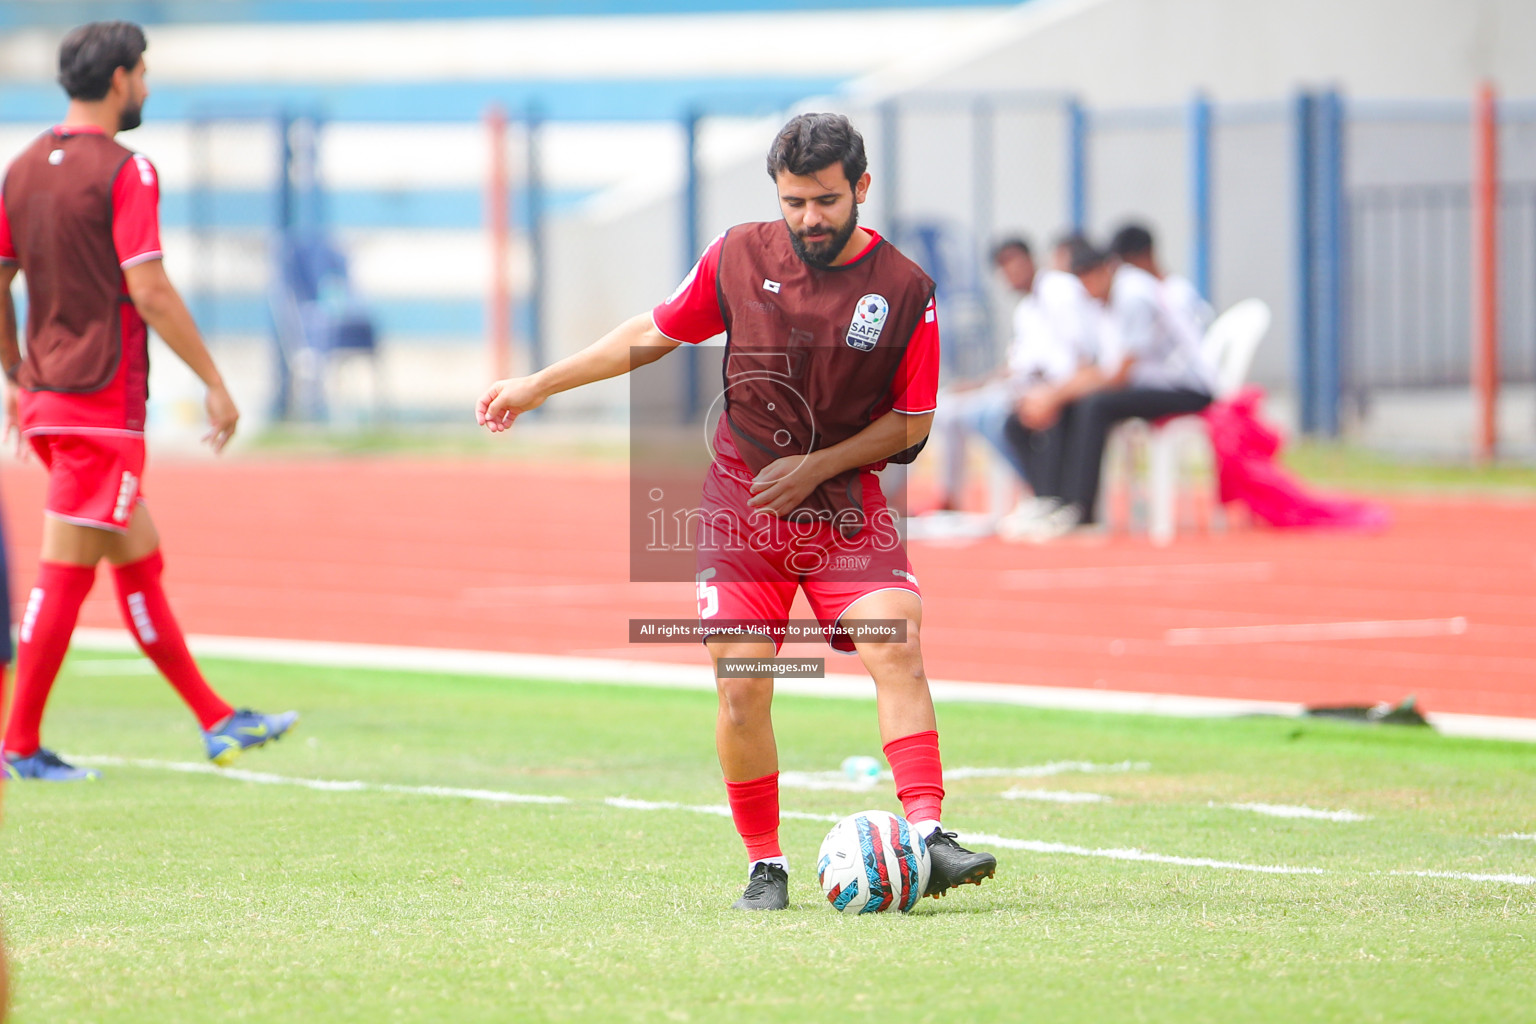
[1119,298,1271,545]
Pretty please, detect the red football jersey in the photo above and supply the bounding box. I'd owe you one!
[1,126,162,435]
[652,227,940,477]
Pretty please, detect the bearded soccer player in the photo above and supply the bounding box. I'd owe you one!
[478,113,997,910]
[0,22,297,781]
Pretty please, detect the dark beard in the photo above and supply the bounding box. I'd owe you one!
[787,205,858,269]
[118,103,142,132]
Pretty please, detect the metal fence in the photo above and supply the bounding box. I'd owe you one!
[6,85,1536,444]
[844,88,1536,446]
[1348,184,1473,390]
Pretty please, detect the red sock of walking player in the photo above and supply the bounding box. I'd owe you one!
[726,771,783,862]
[884,730,945,832]
[112,551,233,730]
[4,562,97,758]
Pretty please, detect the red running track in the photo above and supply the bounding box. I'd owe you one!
[2,456,1533,720]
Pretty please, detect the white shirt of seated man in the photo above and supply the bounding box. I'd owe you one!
[1110,263,1216,393]
[1006,267,1115,391]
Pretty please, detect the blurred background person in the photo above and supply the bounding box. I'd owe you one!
[0,21,298,780]
[996,235,1118,538]
[1003,223,1216,541]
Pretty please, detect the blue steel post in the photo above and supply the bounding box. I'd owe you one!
[1187,92,1213,300]
[1315,89,1345,438]
[271,112,296,420]
[1292,92,1316,434]
[880,100,900,237]
[682,109,702,422]
[524,104,546,373]
[1067,97,1087,231]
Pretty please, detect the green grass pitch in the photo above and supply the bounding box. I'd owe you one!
[2,654,1533,1023]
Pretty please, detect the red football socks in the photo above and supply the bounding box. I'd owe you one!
[112,551,233,730]
[4,561,97,758]
[884,729,945,828]
[725,771,783,861]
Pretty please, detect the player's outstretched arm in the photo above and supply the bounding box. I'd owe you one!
[477,312,679,433]
[123,259,239,453]
[0,264,20,452]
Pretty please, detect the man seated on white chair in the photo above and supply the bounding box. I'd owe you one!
[996,235,1119,539]
[1000,225,1214,541]
[929,236,1040,511]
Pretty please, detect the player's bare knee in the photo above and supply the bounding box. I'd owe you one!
[716,677,772,728]
[856,622,923,677]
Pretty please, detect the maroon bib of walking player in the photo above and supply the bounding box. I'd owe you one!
[714,221,934,537]
[3,130,138,396]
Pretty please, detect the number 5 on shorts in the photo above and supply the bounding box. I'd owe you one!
[696,567,719,619]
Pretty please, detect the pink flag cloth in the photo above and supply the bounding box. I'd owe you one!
[1200,387,1391,531]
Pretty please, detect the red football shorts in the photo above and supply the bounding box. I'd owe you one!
[694,463,921,653]
[28,431,147,533]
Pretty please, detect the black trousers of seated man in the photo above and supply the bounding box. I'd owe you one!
[1004,387,1213,524]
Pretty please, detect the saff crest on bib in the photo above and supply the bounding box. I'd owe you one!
[845,293,889,351]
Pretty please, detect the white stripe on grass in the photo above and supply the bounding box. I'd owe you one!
[1500,833,1536,841]
[1001,789,1112,804]
[76,756,1534,886]
[778,771,881,792]
[605,797,837,824]
[65,628,1536,744]
[961,832,1324,876]
[950,761,1150,780]
[1390,869,1536,885]
[76,756,571,805]
[780,761,1149,792]
[1214,802,1371,822]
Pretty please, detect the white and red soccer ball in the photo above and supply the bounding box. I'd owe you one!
[817,809,931,914]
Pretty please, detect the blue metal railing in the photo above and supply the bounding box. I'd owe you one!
[1348,182,1536,389]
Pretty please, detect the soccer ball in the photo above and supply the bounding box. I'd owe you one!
[817,809,930,914]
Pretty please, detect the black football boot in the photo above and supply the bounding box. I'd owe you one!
[924,829,997,897]
[731,862,790,911]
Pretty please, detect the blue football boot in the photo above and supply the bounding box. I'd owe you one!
[203,708,299,766]
[4,747,102,781]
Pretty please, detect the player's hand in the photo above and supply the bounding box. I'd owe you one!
[476,377,545,433]
[204,383,239,453]
[3,383,21,459]
[1018,388,1060,430]
[747,454,822,517]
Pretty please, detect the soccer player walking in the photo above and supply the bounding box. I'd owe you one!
[0,22,297,780]
[478,113,996,910]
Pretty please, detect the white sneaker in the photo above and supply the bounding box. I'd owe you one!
[996,497,1060,541]
[1018,503,1083,544]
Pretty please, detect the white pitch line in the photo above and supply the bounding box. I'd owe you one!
[74,756,571,805]
[605,797,837,824]
[950,761,1149,780]
[76,757,1534,885]
[61,628,1536,744]
[780,761,1150,791]
[1389,869,1536,885]
[1166,617,1469,646]
[1216,802,1370,822]
[1001,789,1112,804]
[779,771,882,792]
[1500,833,1536,841]
[961,831,1325,876]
